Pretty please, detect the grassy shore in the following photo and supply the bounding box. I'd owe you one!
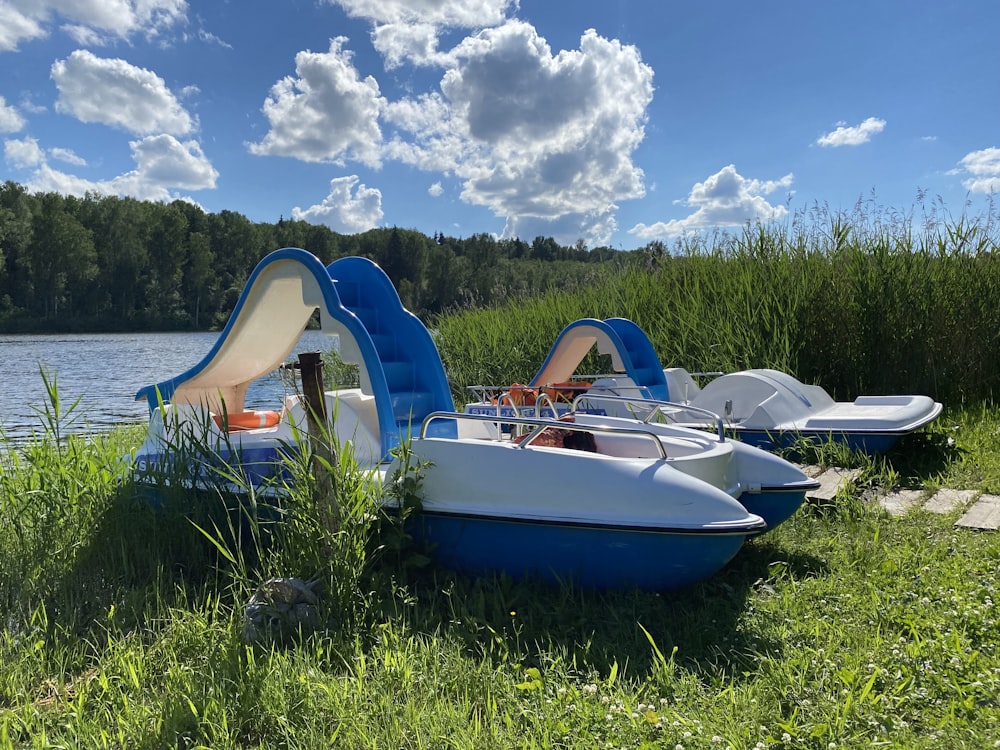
[1,395,998,748]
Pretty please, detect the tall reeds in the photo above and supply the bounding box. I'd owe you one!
[436,197,1000,404]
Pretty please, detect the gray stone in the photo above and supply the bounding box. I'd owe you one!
[923,488,978,515]
[242,577,322,645]
[878,489,926,517]
[808,468,862,502]
[955,494,1000,530]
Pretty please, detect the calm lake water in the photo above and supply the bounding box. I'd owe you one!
[0,330,336,442]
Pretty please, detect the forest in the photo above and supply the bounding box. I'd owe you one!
[0,180,629,332]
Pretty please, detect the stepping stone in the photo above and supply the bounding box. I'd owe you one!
[807,468,862,502]
[955,494,1000,530]
[923,488,978,515]
[878,489,926,517]
[795,464,826,479]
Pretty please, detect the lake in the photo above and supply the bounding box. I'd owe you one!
[0,330,336,442]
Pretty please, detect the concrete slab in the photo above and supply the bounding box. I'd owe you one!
[878,489,926,517]
[807,468,862,502]
[955,494,1000,530]
[795,464,826,479]
[923,488,978,515]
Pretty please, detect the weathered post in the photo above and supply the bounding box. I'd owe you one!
[297,351,340,548]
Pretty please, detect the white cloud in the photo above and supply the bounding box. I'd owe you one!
[958,147,1000,194]
[0,96,25,132]
[372,22,448,68]
[428,181,443,197]
[816,117,886,147]
[0,0,187,52]
[249,37,385,167]
[325,0,514,28]
[48,146,87,166]
[4,136,45,168]
[628,165,793,239]
[129,134,217,189]
[328,0,517,67]
[10,133,216,203]
[292,175,383,233]
[51,50,195,136]
[383,21,652,246]
[5,137,92,169]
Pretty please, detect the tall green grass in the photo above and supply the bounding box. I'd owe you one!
[436,197,1000,405]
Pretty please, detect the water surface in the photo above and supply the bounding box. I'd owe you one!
[0,330,335,442]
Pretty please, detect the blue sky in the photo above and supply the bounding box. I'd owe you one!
[1,0,998,250]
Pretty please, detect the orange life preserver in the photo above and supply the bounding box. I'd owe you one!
[214,410,281,431]
[542,381,591,403]
[502,383,538,406]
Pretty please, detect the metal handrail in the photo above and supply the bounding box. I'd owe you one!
[571,393,727,442]
[418,411,670,460]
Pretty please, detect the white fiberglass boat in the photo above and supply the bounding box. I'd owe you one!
[466,317,942,454]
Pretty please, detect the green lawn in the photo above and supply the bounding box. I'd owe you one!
[1,407,999,749]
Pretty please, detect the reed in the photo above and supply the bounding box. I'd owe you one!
[435,197,1000,406]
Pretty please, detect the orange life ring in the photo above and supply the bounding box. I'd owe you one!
[214,410,281,431]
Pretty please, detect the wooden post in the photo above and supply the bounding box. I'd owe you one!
[298,351,340,546]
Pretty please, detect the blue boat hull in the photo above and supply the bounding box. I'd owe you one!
[409,511,750,590]
[734,428,899,455]
[738,488,809,533]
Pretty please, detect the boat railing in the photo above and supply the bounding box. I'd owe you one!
[570,393,727,442]
[418,411,671,460]
[533,391,561,419]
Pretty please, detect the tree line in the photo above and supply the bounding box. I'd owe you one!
[0,181,631,332]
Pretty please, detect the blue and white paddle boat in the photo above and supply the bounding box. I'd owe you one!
[471,317,942,454]
[129,249,817,589]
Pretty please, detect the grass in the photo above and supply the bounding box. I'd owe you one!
[1,379,999,748]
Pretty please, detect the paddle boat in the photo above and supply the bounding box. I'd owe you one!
[128,249,818,589]
[466,317,943,454]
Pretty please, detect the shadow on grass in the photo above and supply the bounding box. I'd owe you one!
[375,533,827,686]
[881,428,965,486]
[49,481,279,637]
[51,478,828,692]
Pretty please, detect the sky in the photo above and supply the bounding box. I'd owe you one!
[1,0,998,251]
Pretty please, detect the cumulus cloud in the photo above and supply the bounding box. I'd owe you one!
[249,38,384,167]
[428,181,443,197]
[326,0,513,28]
[129,135,218,189]
[48,146,87,166]
[5,137,89,168]
[0,96,25,132]
[292,175,383,233]
[7,134,216,203]
[628,165,793,239]
[957,147,1000,194]
[326,0,517,67]
[816,117,886,147]
[372,22,448,68]
[0,0,187,52]
[4,136,45,168]
[51,50,195,135]
[382,21,652,245]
